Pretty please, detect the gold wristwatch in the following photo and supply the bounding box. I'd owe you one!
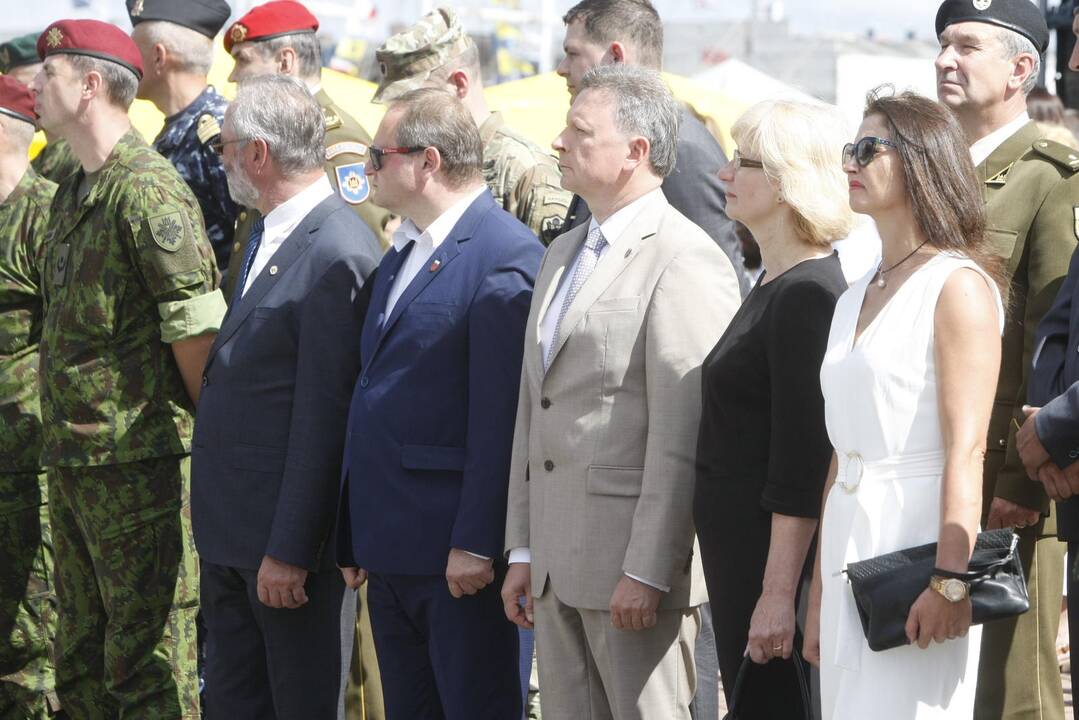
[929,575,970,602]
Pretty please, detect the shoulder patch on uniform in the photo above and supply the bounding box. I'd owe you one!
[148,211,187,252]
[1032,139,1079,173]
[196,113,221,145]
[334,162,369,205]
[322,107,343,131]
[326,141,368,160]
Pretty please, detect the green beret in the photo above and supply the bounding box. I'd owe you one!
[0,33,43,74]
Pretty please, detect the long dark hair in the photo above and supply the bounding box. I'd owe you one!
[863,88,1002,287]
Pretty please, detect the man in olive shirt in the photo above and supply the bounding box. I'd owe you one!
[30,19,225,718]
[0,75,59,720]
[222,0,392,300]
[0,33,79,184]
[936,2,1079,718]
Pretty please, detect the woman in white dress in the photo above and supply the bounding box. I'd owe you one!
[803,90,1004,719]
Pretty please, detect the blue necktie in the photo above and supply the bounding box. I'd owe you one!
[233,216,265,303]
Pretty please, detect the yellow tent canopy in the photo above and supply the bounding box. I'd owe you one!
[31,51,744,160]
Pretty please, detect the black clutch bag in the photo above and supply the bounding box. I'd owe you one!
[843,528,1029,652]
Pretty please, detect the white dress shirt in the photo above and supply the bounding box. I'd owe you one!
[512,187,671,592]
[382,185,488,319]
[242,175,334,297]
[969,111,1030,168]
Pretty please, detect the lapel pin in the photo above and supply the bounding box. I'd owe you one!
[269,265,278,276]
[429,258,442,272]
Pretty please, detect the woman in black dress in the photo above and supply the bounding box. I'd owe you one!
[694,100,854,718]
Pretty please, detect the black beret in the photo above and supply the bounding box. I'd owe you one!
[127,0,232,39]
[935,0,1050,54]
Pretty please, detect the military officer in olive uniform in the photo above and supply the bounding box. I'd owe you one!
[0,75,60,720]
[0,33,80,184]
[128,0,239,272]
[30,19,226,718]
[222,0,392,299]
[935,2,1078,718]
[373,7,572,245]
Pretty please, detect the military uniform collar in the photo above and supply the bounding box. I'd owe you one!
[155,85,219,150]
[976,120,1042,186]
[478,111,505,145]
[5,165,40,206]
[77,128,143,206]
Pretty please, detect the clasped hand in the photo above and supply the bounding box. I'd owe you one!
[1018,406,1079,501]
[257,555,308,609]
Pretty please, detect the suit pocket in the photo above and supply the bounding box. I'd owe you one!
[400,444,467,471]
[589,297,640,313]
[586,465,643,497]
[985,227,1020,276]
[232,443,287,473]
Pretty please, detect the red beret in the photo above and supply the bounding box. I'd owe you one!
[0,76,36,126]
[37,19,143,80]
[225,1,320,54]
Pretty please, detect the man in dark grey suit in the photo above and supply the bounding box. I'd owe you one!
[190,75,380,718]
[557,0,750,299]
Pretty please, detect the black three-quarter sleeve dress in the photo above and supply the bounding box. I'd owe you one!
[693,252,846,718]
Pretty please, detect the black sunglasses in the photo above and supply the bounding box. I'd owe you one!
[369,145,426,171]
[842,136,898,167]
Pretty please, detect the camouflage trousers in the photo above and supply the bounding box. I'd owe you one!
[47,455,200,720]
[0,471,59,718]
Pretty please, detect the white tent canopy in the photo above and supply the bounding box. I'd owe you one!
[693,57,818,106]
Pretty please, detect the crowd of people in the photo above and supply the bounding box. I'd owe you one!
[7,0,1079,718]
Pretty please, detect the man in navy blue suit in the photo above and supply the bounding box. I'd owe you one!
[336,87,542,719]
[190,75,381,718]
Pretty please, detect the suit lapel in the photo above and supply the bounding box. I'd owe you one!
[545,193,665,370]
[208,196,334,362]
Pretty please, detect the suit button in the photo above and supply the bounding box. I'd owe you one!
[998,438,1006,448]
[239,210,248,221]
[541,397,551,409]
[201,375,208,387]
[544,460,554,472]
[359,376,369,388]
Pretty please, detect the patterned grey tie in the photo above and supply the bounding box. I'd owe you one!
[545,225,607,370]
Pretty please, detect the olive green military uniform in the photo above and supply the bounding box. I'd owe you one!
[224,89,390,299]
[973,121,1077,720]
[0,167,60,719]
[39,129,225,720]
[479,112,571,246]
[31,138,80,185]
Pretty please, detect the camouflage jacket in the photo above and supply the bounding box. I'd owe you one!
[39,129,219,467]
[31,137,80,185]
[154,86,238,271]
[0,167,55,473]
[480,112,571,245]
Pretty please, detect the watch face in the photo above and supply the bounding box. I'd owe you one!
[943,579,966,602]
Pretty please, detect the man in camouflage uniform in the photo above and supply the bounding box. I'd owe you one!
[0,75,60,720]
[222,0,393,299]
[0,33,80,184]
[128,0,239,272]
[29,19,226,719]
[373,7,572,246]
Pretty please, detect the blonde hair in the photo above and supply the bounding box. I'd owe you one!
[731,100,854,247]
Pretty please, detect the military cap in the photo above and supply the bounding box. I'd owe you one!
[373,7,474,103]
[0,75,36,125]
[224,1,319,54]
[0,33,41,74]
[126,0,232,39]
[935,0,1049,54]
[37,20,144,79]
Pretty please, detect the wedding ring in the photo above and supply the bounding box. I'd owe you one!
[772,644,783,651]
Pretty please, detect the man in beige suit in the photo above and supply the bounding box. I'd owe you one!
[500,64,740,719]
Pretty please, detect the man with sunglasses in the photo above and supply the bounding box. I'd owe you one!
[935,2,1079,718]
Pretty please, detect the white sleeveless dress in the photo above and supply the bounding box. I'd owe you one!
[817,254,1004,719]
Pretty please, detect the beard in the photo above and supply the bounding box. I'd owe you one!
[225,158,260,208]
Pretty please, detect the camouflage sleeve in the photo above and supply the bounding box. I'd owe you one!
[511,161,572,246]
[124,179,220,319]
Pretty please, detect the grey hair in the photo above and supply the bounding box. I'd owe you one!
[391,87,483,187]
[228,75,325,176]
[67,55,138,109]
[0,113,35,150]
[997,27,1041,96]
[253,32,322,81]
[578,64,680,177]
[137,20,213,75]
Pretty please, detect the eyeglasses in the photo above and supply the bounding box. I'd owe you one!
[369,145,426,171]
[842,136,898,167]
[208,136,251,156]
[732,150,764,170]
